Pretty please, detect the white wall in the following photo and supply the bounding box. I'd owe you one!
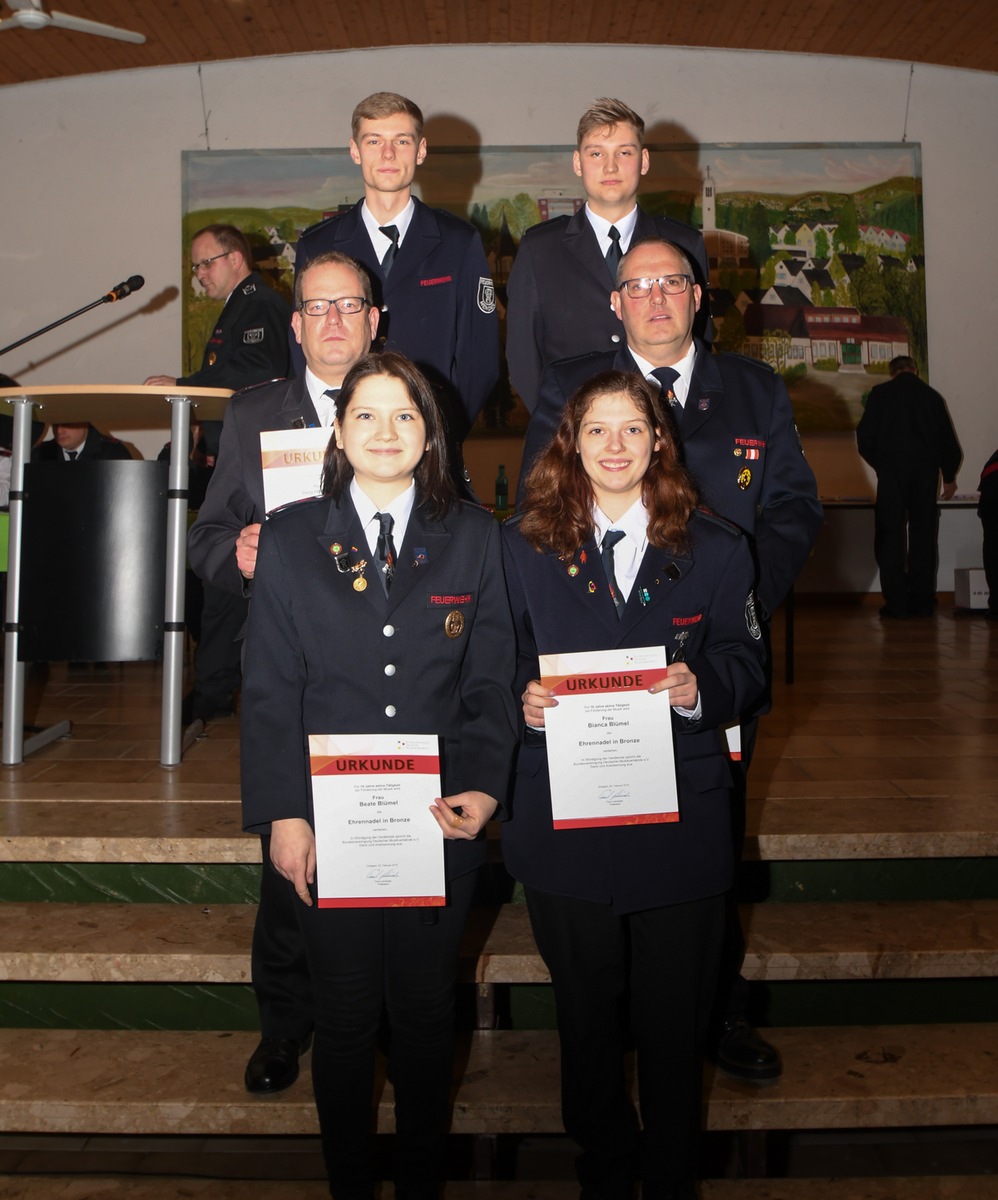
[2,44,995,584]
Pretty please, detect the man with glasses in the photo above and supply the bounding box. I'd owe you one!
[145,223,290,392]
[506,97,710,415]
[146,224,292,726]
[521,237,823,1086]
[293,92,498,450]
[189,252,380,1096]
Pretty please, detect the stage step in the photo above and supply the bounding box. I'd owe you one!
[0,1025,995,1137]
[1,1177,997,1199]
[2,900,997,986]
[4,793,998,863]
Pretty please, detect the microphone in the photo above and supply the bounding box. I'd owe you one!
[104,275,145,303]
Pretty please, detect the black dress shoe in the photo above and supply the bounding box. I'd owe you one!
[878,605,908,620]
[244,1035,310,1094]
[713,1017,781,1084]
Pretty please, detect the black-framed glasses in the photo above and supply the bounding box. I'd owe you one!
[619,274,693,299]
[299,297,371,317]
[190,251,231,274]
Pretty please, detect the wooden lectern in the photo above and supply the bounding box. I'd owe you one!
[0,384,231,767]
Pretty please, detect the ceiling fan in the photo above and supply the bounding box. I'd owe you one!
[0,0,145,42]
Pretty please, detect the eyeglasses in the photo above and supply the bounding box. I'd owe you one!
[299,297,371,317]
[191,252,231,274]
[618,275,694,299]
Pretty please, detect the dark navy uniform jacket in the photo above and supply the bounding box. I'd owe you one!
[32,426,132,462]
[188,376,319,595]
[294,198,498,435]
[501,510,766,913]
[506,206,711,413]
[180,271,291,393]
[521,342,823,615]
[240,493,517,882]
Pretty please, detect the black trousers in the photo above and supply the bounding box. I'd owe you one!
[525,884,725,1200]
[874,468,941,614]
[294,870,476,1198]
[252,837,314,1043]
[981,502,998,615]
[193,580,247,701]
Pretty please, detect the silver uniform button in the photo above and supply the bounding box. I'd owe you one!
[383,624,395,637]
[610,334,621,343]
[385,705,396,718]
[384,663,396,676]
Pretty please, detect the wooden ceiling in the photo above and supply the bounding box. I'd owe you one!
[2,0,997,88]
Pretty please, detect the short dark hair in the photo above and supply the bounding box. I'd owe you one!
[192,223,252,270]
[294,251,373,309]
[518,370,699,558]
[577,98,645,148]
[351,92,424,142]
[889,355,917,377]
[320,352,456,519]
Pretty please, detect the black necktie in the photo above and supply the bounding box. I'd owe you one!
[66,450,79,461]
[379,225,400,276]
[322,388,340,425]
[651,366,680,410]
[375,511,396,595]
[601,528,627,619]
[605,225,622,283]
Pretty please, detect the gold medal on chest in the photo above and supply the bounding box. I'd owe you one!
[353,576,368,592]
[444,610,465,639]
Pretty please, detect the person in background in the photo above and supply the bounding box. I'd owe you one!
[32,423,132,462]
[144,222,292,725]
[856,355,962,619]
[240,351,516,1200]
[978,445,998,620]
[502,370,766,1200]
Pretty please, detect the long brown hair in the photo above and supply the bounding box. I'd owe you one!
[518,371,700,557]
[320,352,456,519]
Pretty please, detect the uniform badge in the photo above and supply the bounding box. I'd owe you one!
[698,397,710,411]
[208,352,217,366]
[745,592,762,640]
[444,610,465,639]
[568,564,579,577]
[243,328,264,344]
[477,277,496,314]
[242,282,257,295]
[353,576,368,592]
[588,581,596,594]
[737,467,752,490]
[734,447,743,457]
[330,543,343,556]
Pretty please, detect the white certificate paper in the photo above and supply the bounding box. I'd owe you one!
[539,645,679,830]
[308,733,445,908]
[260,427,330,515]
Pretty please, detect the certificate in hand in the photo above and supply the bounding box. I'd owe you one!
[260,427,330,515]
[539,645,679,830]
[308,733,445,908]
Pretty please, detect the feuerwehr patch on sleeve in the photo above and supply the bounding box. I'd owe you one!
[243,327,265,344]
[477,277,496,314]
[745,592,762,640]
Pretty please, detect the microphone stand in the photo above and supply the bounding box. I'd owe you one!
[0,290,133,357]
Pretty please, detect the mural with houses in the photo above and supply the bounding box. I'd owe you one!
[182,143,923,434]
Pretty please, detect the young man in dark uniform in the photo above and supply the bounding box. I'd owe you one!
[145,223,292,724]
[293,92,498,450]
[506,97,710,414]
